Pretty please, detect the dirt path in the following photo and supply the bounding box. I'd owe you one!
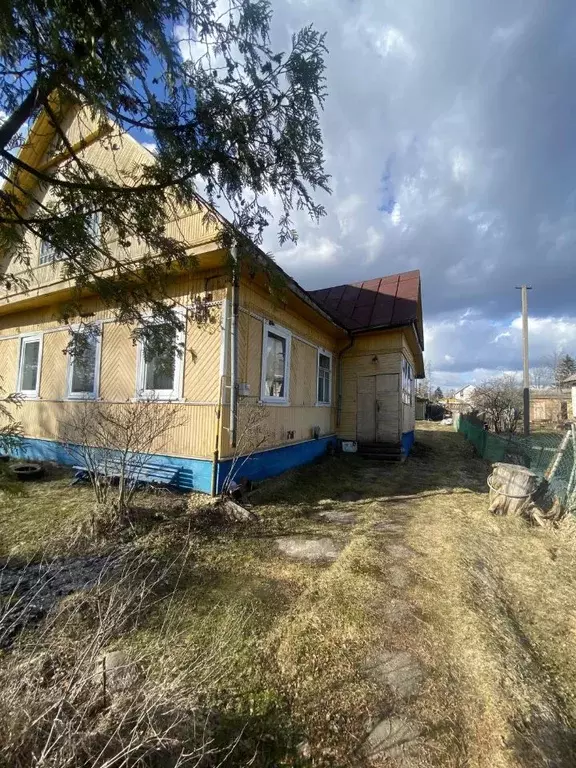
[360,424,576,767]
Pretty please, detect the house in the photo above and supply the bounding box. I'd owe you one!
[0,103,425,493]
[530,388,572,423]
[562,373,576,419]
[453,384,476,402]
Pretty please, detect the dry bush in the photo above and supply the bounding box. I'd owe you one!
[59,399,184,528]
[0,546,246,768]
[221,402,271,495]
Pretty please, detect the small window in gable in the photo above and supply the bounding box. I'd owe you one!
[38,211,101,265]
[317,351,332,405]
[261,324,291,403]
[17,335,43,397]
[67,325,102,399]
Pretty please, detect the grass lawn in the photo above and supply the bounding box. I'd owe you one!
[2,424,576,767]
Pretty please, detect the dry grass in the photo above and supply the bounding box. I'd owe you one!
[2,426,576,766]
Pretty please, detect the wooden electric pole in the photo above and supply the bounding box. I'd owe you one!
[516,285,532,436]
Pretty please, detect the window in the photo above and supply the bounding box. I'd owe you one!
[17,335,43,397]
[67,325,102,399]
[317,351,332,405]
[39,239,57,265]
[39,211,101,265]
[261,323,291,403]
[136,322,184,400]
[402,358,414,406]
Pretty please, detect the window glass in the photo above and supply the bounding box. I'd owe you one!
[39,240,56,265]
[70,333,98,395]
[20,339,40,392]
[318,353,331,403]
[142,325,177,393]
[264,332,286,398]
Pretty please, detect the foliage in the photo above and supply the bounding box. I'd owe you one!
[471,374,523,433]
[59,398,184,526]
[0,377,23,490]
[0,0,329,351]
[433,386,443,402]
[557,354,576,384]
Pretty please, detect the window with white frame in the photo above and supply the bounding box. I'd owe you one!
[66,325,102,399]
[317,350,332,405]
[402,358,414,405]
[136,322,184,400]
[261,323,291,403]
[17,335,42,397]
[39,211,101,265]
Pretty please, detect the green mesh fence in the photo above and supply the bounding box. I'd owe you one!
[454,413,575,505]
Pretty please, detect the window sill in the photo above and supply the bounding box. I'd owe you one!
[132,396,185,403]
[315,401,332,407]
[18,393,40,400]
[259,397,290,406]
[66,394,98,401]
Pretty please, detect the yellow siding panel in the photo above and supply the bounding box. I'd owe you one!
[339,349,402,441]
[9,400,215,458]
[184,311,221,402]
[40,330,68,400]
[99,323,137,401]
[0,337,19,393]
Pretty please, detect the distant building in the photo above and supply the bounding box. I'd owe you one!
[530,389,572,424]
[453,384,476,402]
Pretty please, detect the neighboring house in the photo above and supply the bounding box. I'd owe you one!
[0,103,424,493]
[453,384,476,402]
[562,373,576,419]
[530,388,572,423]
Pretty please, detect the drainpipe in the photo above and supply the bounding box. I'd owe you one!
[230,242,239,448]
[337,334,355,427]
[211,298,229,496]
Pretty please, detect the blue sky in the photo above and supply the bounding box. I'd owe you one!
[194,0,576,391]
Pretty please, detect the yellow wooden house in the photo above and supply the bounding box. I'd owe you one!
[0,104,424,493]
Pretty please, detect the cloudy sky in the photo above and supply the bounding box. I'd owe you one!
[252,0,576,390]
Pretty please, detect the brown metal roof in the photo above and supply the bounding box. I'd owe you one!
[308,270,421,335]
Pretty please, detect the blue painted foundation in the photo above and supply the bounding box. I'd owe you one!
[401,430,415,456]
[9,437,214,494]
[8,435,337,495]
[217,435,337,491]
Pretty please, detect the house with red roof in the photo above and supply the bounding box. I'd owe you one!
[0,101,424,491]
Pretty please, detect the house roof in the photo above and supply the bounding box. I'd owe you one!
[562,373,576,385]
[308,270,422,341]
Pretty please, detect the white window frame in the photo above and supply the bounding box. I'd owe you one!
[260,322,291,405]
[17,333,43,398]
[135,316,186,401]
[402,358,414,406]
[316,349,332,406]
[66,323,103,400]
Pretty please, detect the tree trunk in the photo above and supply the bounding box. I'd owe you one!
[488,462,539,516]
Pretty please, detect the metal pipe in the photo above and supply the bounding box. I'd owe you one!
[230,243,239,447]
[336,335,355,427]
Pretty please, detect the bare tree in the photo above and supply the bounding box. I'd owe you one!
[59,399,184,526]
[221,402,271,496]
[471,374,523,433]
[0,546,247,767]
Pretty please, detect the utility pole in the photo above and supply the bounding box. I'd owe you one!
[516,285,532,436]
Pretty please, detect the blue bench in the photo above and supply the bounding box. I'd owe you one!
[72,459,180,489]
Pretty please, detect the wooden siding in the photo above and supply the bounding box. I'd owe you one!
[1,112,220,304]
[0,274,222,459]
[218,279,338,458]
[339,331,403,442]
[401,331,417,434]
